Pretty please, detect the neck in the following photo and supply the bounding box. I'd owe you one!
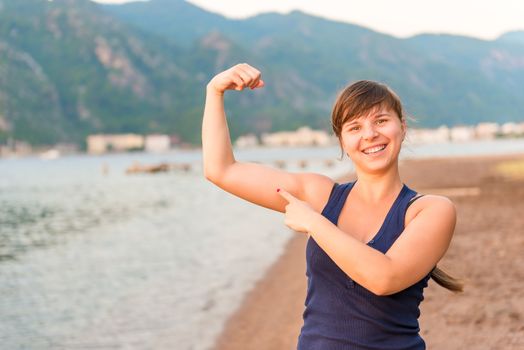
[353,164,403,204]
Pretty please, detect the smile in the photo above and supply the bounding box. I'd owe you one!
[362,144,387,154]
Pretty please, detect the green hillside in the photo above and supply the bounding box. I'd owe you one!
[0,0,199,146]
[104,0,524,128]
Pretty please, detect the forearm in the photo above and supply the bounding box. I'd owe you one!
[307,214,394,295]
[202,85,236,180]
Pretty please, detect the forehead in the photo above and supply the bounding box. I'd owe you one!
[343,105,395,124]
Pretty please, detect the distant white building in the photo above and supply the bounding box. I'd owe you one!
[450,126,475,142]
[0,139,33,157]
[87,134,144,154]
[501,122,524,136]
[475,123,500,139]
[261,127,333,147]
[235,133,259,148]
[407,125,450,144]
[145,134,171,152]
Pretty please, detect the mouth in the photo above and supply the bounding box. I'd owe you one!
[362,144,387,155]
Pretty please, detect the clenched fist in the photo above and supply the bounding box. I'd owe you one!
[207,63,265,94]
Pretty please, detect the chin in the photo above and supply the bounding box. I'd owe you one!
[356,156,398,174]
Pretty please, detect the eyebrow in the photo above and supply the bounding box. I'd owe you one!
[345,113,391,126]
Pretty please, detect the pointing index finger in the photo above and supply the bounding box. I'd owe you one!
[277,188,294,202]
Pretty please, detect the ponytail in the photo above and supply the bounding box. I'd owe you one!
[430,266,464,293]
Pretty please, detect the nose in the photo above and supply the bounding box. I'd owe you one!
[362,123,378,140]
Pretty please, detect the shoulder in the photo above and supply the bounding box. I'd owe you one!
[405,194,456,227]
[296,172,337,213]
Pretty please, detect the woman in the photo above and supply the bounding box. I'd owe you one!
[202,63,463,349]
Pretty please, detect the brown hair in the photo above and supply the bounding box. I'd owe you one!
[430,267,464,293]
[331,80,464,293]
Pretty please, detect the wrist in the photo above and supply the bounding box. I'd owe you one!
[206,83,224,97]
[306,212,324,236]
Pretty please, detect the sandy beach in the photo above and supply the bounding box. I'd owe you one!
[213,153,524,350]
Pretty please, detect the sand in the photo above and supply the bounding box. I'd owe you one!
[213,153,524,350]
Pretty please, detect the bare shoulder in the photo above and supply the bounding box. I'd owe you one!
[296,172,336,213]
[405,194,456,227]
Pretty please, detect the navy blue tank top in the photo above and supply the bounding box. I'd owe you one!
[297,181,431,350]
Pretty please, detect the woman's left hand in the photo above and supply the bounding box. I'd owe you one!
[277,188,319,234]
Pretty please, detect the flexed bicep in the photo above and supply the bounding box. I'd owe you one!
[216,162,334,214]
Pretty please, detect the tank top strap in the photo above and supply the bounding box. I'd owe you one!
[397,188,425,224]
[377,185,423,251]
[407,193,425,209]
[320,181,356,224]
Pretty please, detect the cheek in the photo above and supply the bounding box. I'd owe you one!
[384,124,404,139]
[341,134,360,151]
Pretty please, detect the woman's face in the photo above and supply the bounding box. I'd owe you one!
[340,105,406,174]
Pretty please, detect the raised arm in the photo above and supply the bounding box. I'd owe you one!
[202,63,334,213]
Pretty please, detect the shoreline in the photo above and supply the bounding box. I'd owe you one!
[212,152,524,350]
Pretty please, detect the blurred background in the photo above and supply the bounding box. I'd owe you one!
[0,0,523,349]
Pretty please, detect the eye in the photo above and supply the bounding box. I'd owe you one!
[376,118,388,125]
[348,125,360,131]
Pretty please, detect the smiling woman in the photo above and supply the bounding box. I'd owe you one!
[202,63,463,350]
[332,81,406,176]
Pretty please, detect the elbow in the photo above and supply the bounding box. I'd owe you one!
[203,167,214,181]
[204,169,221,185]
[367,275,395,296]
[202,160,220,183]
[203,161,236,185]
[203,165,230,186]
[369,284,389,297]
[371,285,392,296]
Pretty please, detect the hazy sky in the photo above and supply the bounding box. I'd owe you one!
[93,0,524,40]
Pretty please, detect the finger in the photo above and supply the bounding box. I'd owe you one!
[276,188,295,203]
[252,79,265,89]
[248,74,263,89]
[244,66,262,89]
[236,68,255,89]
[239,63,259,76]
[239,67,262,90]
[238,64,262,89]
[250,71,262,89]
[231,72,246,91]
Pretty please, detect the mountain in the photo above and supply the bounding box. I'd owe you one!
[1,0,523,148]
[101,0,231,47]
[0,0,201,146]
[404,34,524,124]
[104,0,524,128]
[498,31,524,45]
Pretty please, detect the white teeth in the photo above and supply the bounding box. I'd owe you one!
[363,145,386,154]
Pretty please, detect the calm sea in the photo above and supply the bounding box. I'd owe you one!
[1,138,524,350]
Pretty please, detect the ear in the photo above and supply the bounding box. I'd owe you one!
[337,137,347,160]
[401,119,407,140]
